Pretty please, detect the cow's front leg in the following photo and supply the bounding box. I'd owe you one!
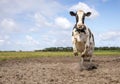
[72,37,78,56]
[82,45,89,54]
[74,52,78,56]
[73,44,78,56]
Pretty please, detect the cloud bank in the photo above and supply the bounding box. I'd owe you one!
[69,2,99,18]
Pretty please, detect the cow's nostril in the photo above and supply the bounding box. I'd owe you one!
[77,24,81,28]
[77,24,85,29]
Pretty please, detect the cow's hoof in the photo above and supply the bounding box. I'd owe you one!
[81,54,85,57]
[74,52,78,56]
[85,63,98,70]
[80,66,85,71]
[80,63,98,71]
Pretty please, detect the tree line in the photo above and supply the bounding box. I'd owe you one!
[35,47,73,52]
[0,47,119,52]
[34,47,120,52]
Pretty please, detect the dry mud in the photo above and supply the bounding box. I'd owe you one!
[0,56,120,84]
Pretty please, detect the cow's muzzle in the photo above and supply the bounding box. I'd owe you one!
[77,24,85,29]
[76,27,86,34]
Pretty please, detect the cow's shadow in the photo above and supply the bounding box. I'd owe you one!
[80,62,98,71]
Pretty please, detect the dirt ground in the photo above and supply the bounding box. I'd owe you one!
[0,56,120,84]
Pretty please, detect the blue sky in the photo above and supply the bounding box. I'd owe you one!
[0,0,120,51]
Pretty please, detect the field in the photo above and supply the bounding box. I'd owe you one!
[0,50,120,84]
[0,50,120,61]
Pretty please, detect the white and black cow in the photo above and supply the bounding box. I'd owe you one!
[70,10,95,67]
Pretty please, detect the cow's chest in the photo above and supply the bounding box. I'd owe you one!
[76,42,85,53]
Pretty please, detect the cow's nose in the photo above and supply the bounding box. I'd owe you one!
[77,24,84,29]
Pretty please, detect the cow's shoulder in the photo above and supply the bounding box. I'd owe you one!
[72,27,77,36]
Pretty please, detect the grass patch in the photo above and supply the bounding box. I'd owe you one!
[94,50,120,56]
[0,52,73,61]
[0,50,120,61]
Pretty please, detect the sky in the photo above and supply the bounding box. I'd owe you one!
[0,0,120,51]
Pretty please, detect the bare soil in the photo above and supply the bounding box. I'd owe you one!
[0,56,120,84]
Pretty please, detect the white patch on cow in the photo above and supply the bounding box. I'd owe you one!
[72,36,77,52]
[76,10,84,28]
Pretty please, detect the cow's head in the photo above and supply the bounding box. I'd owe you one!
[70,10,91,29]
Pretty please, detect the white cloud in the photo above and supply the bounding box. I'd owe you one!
[99,31,120,41]
[34,13,52,27]
[94,30,120,47]
[0,0,64,18]
[0,39,5,45]
[54,17,72,29]
[26,35,40,45]
[34,13,72,30]
[0,0,33,17]
[40,30,72,48]
[0,18,18,32]
[29,27,39,32]
[0,35,11,46]
[69,2,99,18]
[35,0,64,17]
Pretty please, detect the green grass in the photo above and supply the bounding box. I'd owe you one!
[0,50,120,61]
[94,50,120,56]
[0,52,73,61]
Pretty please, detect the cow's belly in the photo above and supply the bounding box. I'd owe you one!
[76,42,85,53]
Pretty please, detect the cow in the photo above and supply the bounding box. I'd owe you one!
[70,10,95,69]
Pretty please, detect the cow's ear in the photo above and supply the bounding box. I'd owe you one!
[70,11,76,16]
[85,12,91,17]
